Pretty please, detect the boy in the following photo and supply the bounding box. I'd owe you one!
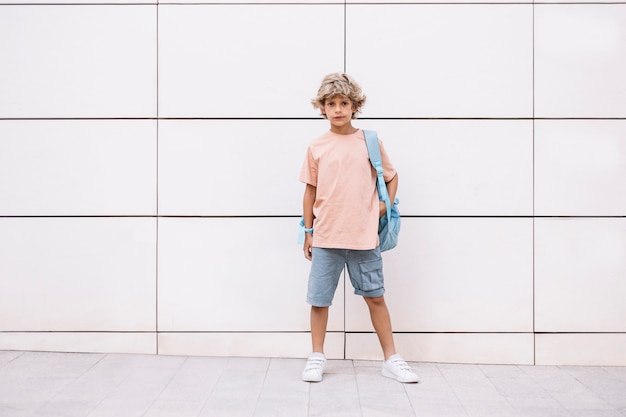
[299,73,419,384]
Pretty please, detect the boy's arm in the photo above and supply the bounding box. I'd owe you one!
[379,174,399,218]
[386,173,398,203]
[303,183,316,261]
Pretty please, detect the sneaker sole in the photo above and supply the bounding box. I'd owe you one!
[302,375,323,383]
[382,368,419,383]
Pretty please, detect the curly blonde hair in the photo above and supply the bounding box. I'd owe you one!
[311,73,366,119]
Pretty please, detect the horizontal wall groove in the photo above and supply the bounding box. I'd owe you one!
[0,3,158,5]
[1,117,625,121]
[348,331,535,334]
[534,332,626,334]
[0,215,160,218]
[1,215,624,218]
[9,331,625,335]
[0,331,159,334]
[156,331,346,334]
[0,2,548,6]
[1,2,625,4]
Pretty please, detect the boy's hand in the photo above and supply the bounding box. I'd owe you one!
[303,233,313,261]
[379,201,387,218]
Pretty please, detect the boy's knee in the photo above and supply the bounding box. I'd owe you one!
[364,295,386,306]
[311,306,330,315]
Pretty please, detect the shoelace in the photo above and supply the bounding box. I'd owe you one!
[304,358,324,372]
[389,358,411,372]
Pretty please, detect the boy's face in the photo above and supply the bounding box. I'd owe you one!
[322,95,355,129]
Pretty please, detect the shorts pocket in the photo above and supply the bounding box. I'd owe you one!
[357,259,384,292]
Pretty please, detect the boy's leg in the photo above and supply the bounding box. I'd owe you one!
[345,248,397,359]
[346,249,418,383]
[302,305,329,382]
[363,295,396,360]
[303,248,344,382]
[310,305,329,353]
[365,295,419,383]
[304,305,329,382]
[306,248,344,353]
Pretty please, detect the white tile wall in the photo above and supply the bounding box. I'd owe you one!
[347,333,534,365]
[539,0,625,3]
[158,120,319,216]
[536,334,626,366]
[346,0,520,2]
[158,4,344,118]
[0,218,157,331]
[355,120,533,216]
[345,218,534,333]
[157,217,345,332]
[0,6,157,118]
[0,120,157,216]
[2,1,624,365]
[535,5,626,118]
[0,333,156,355]
[535,120,626,216]
[346,4,533,118]
[348,0,523,2]
[535,218,626,333]
[158,333,345,360]
[0,0,153,3]
[163,0,338,3]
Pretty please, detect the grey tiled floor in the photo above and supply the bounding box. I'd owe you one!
[1,351,625,417]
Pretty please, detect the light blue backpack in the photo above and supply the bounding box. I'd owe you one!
[363,130,401,252]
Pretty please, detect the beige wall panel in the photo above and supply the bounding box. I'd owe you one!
[356,120,533,216]
[535,5,626,117]
[0,333,156,355]
[158,332,344,360]
[158,217,344,332]
[348,0,522,2]
[0,218,157,332]
[535,218,626,332]
[0,6,156,118]
[346,4,533,118]
[158,120,320,216]
[1,0,623,368]
[0,120,157,216]
[536,334,626,366]
[158,4,343,117]
[535,120,626,216]
[346,333,534,365]
[345,218,534,333]
[539,0,625,3]
[164,0,337,3]
[0,0,153,3]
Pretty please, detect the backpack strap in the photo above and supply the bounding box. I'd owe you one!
[363,130,392,226]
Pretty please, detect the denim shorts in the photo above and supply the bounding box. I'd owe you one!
[306,247,385,307]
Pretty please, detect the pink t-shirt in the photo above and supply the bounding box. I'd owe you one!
[299,129,397,250]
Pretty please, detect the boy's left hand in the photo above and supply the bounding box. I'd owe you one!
[303,233,313,261]
[379,201,387,218]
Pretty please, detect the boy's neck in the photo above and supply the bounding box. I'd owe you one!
[329,123,359,135]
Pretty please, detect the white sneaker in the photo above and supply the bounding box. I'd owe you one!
[382,354,419,383]
[302,352,326,382]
